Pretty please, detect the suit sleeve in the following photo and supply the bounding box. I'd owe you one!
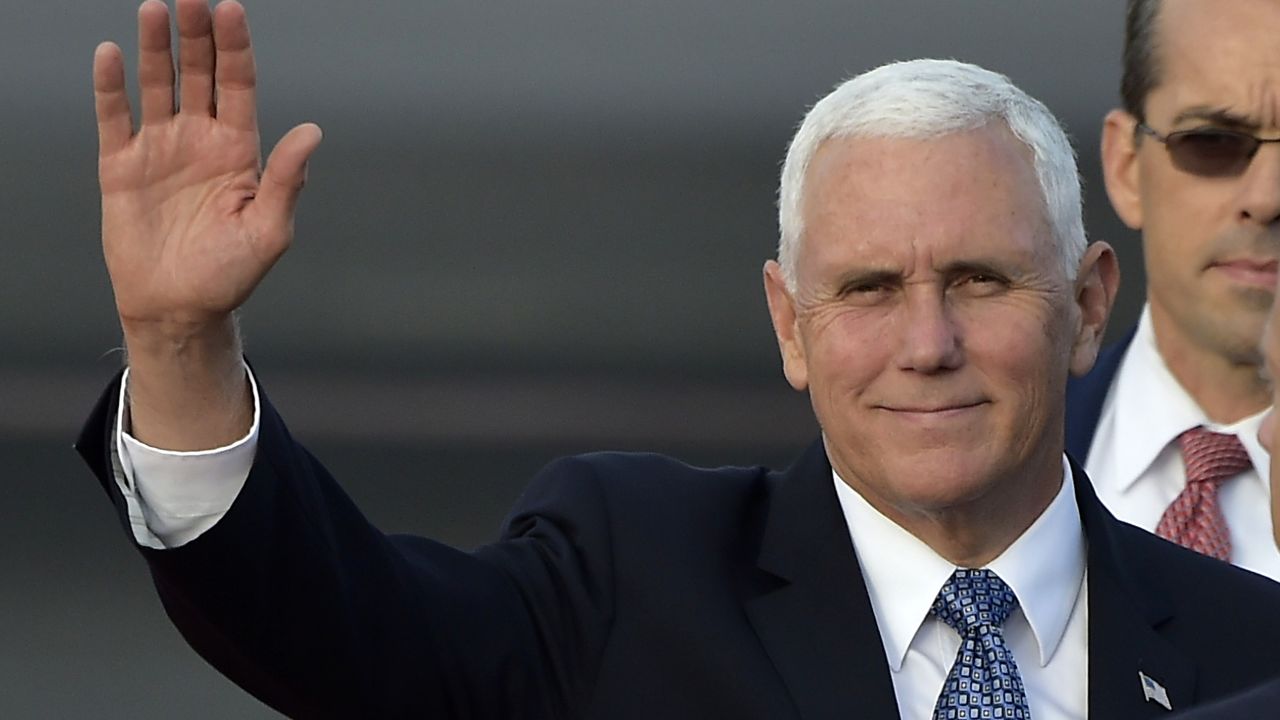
[76,373,616,720]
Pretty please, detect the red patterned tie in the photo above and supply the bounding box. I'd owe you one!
[1154,427,1251,561]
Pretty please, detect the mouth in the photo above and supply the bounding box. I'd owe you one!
[878,401,988,418]
[1210,258,1280,289]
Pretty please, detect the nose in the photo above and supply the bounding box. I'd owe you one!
[1239,144,1280,226]
[894,287,964,373]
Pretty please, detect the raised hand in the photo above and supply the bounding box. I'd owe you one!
[94,0,322,449]
[95,0,321,335]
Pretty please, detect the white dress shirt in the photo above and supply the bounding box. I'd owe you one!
[833,461,1088,720]
[1085,306,1280,580]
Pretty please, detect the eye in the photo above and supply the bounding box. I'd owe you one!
[952,272,1008,295]
[847,281,888,294]
[836,278,895,305]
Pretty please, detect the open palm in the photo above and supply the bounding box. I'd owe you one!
[95,0,321,331]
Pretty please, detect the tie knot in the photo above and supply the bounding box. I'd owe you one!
[931,568,1018,636]
[1177,427,1251,487]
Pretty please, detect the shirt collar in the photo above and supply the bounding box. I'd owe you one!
[1107,305,1268,492]
[833,456,1086,670]
[985,456,1086,667]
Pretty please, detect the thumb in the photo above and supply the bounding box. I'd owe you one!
[255,123,323,232]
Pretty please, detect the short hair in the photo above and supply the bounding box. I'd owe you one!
[776,59,1087,291]
[1120,0,1162,119]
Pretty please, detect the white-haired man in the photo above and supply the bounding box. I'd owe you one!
[80,1,1280,718]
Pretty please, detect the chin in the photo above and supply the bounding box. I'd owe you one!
[866,456,1006,511]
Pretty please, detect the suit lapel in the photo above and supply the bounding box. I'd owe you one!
[743,440,900,720]
[1073,458,1196,719]
[740,444,1201,719]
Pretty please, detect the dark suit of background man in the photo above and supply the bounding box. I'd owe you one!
[78,1,1280,718]
[1066,0,1280,578]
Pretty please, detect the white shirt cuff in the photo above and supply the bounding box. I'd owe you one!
[112,365,261,549]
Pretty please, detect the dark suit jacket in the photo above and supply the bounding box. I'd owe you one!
[78,372,1280,719]
[1171,677,1280,718]
[1065,327,1136,463]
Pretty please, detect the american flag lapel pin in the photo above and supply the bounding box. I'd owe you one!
[1139,671,1173,711]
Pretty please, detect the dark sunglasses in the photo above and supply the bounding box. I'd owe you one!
[1135,122,1280,177]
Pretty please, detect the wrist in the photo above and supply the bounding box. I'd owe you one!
[121,314,252,451]
[121,313,242,367]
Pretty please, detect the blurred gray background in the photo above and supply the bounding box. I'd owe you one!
[5,1,1139,716]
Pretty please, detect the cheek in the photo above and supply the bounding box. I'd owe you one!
[1138,175,1224,260]
[800,307,896,390]
[1138,158,1196,215]
[955,301,1071,390]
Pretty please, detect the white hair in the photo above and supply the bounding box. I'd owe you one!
[776,58,1087,290]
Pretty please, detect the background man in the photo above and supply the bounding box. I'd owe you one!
[1068,0,1280,578]
[1169,272,1280,716]
[80,1,1280,717]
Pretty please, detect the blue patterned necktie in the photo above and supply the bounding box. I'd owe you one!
[931,568,1031,720]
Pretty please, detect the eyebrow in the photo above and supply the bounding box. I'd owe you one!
[833,260,1014,288]
[940,260,1010,278]
[1170,106,1260,131]
[835,268,901,290]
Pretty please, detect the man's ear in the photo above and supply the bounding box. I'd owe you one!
[1100,109,1145,230]
[1068,241,1121,376]
[763,260,809,391]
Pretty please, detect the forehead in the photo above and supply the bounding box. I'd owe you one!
[1152,0,1280,127]
[798,125,1051,271]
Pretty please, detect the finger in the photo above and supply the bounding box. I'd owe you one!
[137,0,176,125]
[252,123,323,242]
[211,1,257,131]
[93,42,134,156]
[176,0,215,116]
